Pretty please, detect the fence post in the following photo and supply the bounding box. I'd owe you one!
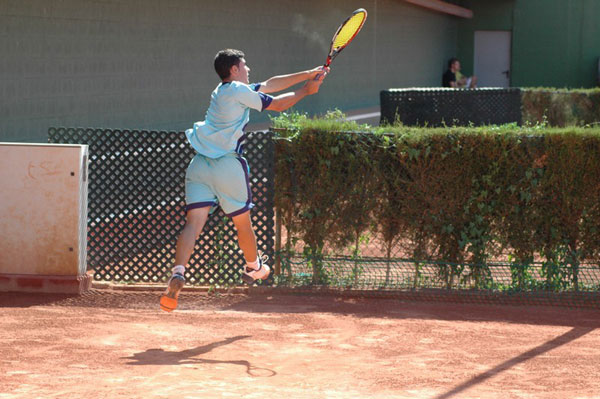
[275,206,282,275]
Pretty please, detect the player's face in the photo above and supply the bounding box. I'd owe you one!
[233,58,250,84]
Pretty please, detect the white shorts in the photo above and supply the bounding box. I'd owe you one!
[185,152,253,217]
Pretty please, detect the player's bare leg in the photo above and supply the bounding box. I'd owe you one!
[232,211,270,284]
[160,206,210,312]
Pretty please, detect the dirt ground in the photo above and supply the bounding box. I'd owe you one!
[1,289,599,399]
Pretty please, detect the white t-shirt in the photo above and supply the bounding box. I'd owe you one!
[185,81,273,158]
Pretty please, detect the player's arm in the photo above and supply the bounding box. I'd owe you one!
[259,66,328,94]
[265,74,325,112]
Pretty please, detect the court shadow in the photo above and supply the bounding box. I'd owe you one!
[434,326,595,399]
[121,335,276,377]
[0,292,79,308]
[224,294,600,328]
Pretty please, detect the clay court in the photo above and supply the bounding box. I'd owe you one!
[1,289,599,399]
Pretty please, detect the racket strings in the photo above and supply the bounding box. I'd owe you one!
[332,12,366,50]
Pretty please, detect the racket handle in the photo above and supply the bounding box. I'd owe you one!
[314,63,330,80]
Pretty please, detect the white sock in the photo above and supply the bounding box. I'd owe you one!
[172,265,185,275]
[246,258,259,271]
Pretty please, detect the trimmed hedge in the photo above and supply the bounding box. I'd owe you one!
[272,112,600,290]
[522,88,600,127]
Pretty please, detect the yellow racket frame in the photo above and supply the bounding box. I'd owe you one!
[326,8,367,67]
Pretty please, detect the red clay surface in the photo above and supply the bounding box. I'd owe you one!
[1,289,599,399]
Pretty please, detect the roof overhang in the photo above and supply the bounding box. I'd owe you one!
[404,0,474,19]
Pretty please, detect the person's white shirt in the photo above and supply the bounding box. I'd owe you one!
[186,81,273,158]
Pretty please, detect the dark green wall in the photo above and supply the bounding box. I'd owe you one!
[0,0,457,142]
[457,0,514,77]
[457,0,600,88]
[512,0,600,88]
[4,0,599,143]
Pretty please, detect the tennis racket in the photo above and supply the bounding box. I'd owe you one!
[323,8,368,69]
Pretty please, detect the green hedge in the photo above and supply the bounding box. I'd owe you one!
[272,111,600,291]
[522,87,600,127]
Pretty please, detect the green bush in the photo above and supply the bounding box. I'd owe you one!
[272,111,600,290]
[522,87,600,127]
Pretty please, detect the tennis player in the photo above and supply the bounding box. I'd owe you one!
[160,49,328,312]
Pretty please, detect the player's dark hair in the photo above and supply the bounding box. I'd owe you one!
[214,49,245,80]
[448,57,459,69]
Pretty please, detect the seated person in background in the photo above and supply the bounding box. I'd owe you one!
[442,58,477,88]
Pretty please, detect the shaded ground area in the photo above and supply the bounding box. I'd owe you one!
[1,290,599,399]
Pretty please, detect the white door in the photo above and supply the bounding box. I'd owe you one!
[474,31,512,87]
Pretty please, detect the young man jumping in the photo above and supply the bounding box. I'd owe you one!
[160,49,328,312]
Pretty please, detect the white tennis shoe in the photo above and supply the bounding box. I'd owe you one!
[242,253,271,284]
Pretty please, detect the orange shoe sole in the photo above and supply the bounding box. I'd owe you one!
[159,295,178,312]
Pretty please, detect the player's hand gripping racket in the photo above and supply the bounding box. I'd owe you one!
[318,8,367,77]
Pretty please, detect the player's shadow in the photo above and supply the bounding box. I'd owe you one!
[121,335,276,377]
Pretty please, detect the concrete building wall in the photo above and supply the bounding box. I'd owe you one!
[0,0,457,142]
[511,0,600,88]
[456,0,514,79]
[457,0,600,88]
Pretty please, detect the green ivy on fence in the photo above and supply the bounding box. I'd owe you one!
[271,111,600,292]
[522,87,600,127]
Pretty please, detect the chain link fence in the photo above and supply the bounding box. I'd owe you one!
[47,127,599,307]
[48,127,274,286]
